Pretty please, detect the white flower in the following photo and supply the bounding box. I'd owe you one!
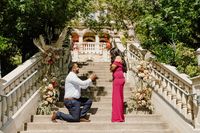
[143,70,149,74]
[141,100,146,106]
[138,73,145,78]
[43,101,48,105]
[48,52,52,56]
[47,91,54,96]
[42,78,48,82]
[46,97,53,103]
[43,95,48,99]
[48,84,54,90]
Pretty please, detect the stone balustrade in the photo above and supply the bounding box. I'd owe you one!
[0,53,43,128]
[0,48,71,129]
[126,42,200,129]
[74,42,106,54]
[72,42,109,62]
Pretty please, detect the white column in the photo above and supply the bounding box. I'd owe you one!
[95,35,100,54]
[196,48,200,66]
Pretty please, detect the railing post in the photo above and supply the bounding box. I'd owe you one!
[191,76,200,128]
[0,79,6,128]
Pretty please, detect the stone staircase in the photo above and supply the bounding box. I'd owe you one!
[20,62,175,133]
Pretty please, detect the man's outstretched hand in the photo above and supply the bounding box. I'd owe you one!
[89,73,97,81]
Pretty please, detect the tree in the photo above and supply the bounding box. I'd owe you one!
[0,0,91,76]
[82,0,200,77]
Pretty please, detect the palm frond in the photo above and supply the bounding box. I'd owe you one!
[54,27,68,48]
[33,38,45,53]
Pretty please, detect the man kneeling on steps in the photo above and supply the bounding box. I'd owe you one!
[51,62,96,122]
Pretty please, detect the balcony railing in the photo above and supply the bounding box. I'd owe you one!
[72,42,110,62]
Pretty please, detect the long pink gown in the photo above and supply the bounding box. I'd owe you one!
[112,61,125,122]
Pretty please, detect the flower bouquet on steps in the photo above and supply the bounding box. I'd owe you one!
[33,27,68,115]
[36,73,59,115]
[126,60,154,114]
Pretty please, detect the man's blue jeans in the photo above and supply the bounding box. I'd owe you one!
[56,97,92,122]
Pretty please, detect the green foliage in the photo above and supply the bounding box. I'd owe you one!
[133,0,200,77]
[1,0,91,76]
[0,36,19,76]
[152,44,176,65]
[175,43,200,77]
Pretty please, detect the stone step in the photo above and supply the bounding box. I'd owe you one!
[95,91,132,96]
[33,114,163,123]
[93,82,130,87]
[99,96,130,102]
[87,86,132,92]
[26,122,170,131]
[52,107,111,115]
[21,129,173,133]
[79,72,111,76]
[79,69,111,73]
[81,66,110,69]
[52,107,152,116]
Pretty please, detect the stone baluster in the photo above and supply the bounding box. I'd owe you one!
[161,77,167,98]
[166,82,172,101]
[182,94,187,117]
[21,84,26,104]
[171,85,177,107]
[174,77,179,85]
[7,95,13,118]
[29,77,33,96]
[2,97,8,124]
[157,75,163,94]
[186,97,192,121]
[20,74,24,83]
[11,91,17,113]
[34,72,39,92]
[169,73,174,82]
[25,81,30,101]
[176,90,182,113]
[24,71,28,78]
[150,70,157,91]
[16,87,22,109]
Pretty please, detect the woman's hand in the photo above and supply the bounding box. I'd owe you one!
[110,64,117,72]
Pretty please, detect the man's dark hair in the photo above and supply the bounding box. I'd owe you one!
[68,62,77,71]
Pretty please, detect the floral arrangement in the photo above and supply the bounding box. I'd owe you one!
[33,30,67,115]
[36,73,59,115]
[126,60,154,114]
[41,47,62,65]
[135,61,152,83]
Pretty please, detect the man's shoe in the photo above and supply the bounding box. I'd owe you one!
[51,111,57,122]
[80,115,90,120]
[80,118,91,122]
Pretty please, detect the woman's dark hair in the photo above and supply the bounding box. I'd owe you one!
[110,47,127,73]
[110,47,121,63]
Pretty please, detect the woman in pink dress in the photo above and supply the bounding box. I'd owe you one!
[110,48,126,122]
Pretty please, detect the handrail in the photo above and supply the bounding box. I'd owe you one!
[152,61,192,87]
[0,47,72,128]
[4,70,38,97]
[127,42,195,127]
